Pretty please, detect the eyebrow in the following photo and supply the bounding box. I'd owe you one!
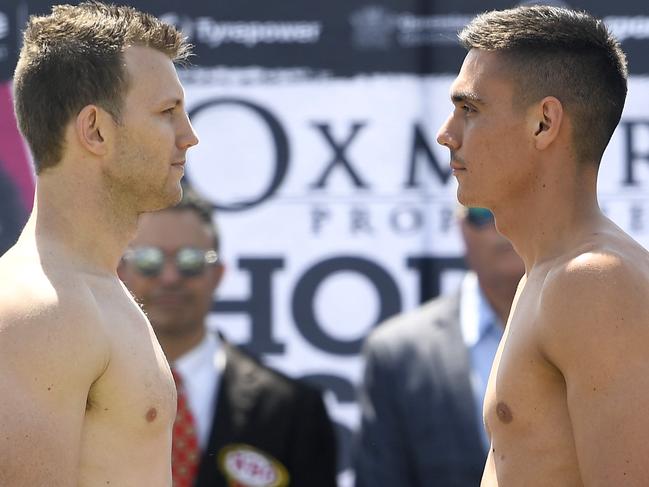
[159,97,184,109]
[451,91,484,105]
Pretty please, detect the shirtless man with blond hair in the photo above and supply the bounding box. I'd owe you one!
[436,5,649,486]
[0,2,198,485]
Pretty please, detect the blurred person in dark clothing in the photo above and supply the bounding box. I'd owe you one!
[119,184,338,487]
[354,207,523,487]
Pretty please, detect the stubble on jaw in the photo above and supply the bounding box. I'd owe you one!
[104,130,183,215]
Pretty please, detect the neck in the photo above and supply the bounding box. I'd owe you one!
[492,164,602,272]
[28,170,139,275]
[159,326,207,363]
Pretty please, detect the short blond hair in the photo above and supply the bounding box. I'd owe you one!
[13,1,191,173]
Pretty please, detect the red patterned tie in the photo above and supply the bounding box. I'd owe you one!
[171,368,200,487]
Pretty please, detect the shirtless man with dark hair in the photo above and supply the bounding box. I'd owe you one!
[437,6,649,486]
[0,2,198,484]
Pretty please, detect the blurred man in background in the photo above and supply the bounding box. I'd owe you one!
[354,207,524,486]
[119,184,338,487]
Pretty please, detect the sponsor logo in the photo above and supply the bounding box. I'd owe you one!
[349,6,395,50]
[180,67,332,86]
[186,96,454,213]
[517,2,649,43]
[349,6,472,50]
[396,13,473,47]
[349,4,649,50]
[517,0,571,6]
[218,444,289,487]
[0,11,8,40]
[605,16,649,42]
[161,13,321,48]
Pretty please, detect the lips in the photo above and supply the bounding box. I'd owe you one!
[151,293,187,306]
[450,161,466,171]
[449,152,466,171]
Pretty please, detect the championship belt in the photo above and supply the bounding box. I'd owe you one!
[218,444,290,487]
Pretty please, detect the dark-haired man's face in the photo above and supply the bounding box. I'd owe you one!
[437,49,536,209]
[118,209,223,344]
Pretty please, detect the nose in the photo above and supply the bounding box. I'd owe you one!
[158,259,183,286]
[178,111,199,150]
[436,114,460,151]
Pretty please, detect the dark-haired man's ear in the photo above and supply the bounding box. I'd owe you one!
[75,105,110,157]
[534,121,549,135]
[532,96,563,151]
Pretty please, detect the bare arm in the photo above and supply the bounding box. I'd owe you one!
[539,254,649,486]
[0,291,108,485]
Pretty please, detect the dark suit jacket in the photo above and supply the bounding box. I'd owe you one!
[354,293,486,487]
[194,341,337,487]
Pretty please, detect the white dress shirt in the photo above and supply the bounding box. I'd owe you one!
[459,272,504,451]
[173,332,224,450]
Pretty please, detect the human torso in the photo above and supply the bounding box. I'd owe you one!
[0,243,176,486]
[481,228,649,486]
[481,272,583,486]
[78,274,176,486]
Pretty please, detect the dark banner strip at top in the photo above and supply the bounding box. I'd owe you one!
[2,0,649,81]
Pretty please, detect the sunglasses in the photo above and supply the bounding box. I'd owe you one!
[122,246,219,278]
[466,207,494,228]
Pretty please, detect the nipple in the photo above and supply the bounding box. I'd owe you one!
[145,407,158,422]
[496,402,513,424]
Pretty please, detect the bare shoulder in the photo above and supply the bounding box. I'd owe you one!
[529,234,649,483]
[540,238,649,314]
[0,249,109,382]
[0,247,113,483]
[537,237,649,370]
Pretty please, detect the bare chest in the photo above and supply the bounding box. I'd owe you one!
[483,281,580,482]
[86,286,176,436]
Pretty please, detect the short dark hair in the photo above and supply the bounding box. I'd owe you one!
[13,1,191,174]
[172,181,220,252]
[459,6,627,165]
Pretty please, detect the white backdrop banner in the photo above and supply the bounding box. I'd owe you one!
[181,70,649,482]
[2,1,649,484]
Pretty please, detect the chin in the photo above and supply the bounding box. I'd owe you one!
[456,186,490,209]
[169,183,183,206]
[147,184,182,212]
[456,188,475,207]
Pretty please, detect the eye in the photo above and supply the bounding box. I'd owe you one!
[461,104,476,114]
[162,106,175,115]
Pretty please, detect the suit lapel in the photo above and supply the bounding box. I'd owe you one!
[220,343,263,434]
[195,342,264,486]
[435,294,488,458]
